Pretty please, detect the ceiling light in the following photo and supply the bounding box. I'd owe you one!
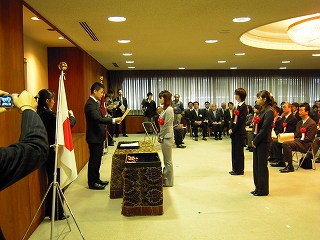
[178,67,185,70]
[108,16,126,22]
[31,16,40,21]
[58,37,64,40]
[312,53,320,56]
[217,60,226,63]
[123,53,133,56]
[280,67,287,69]
[128,66,135,69]
[118,40,131,43]
[288,14,320,47]
[235,53,245,56]
[233,17,251,23]
[126,61,134,64]
[205,40,218,43]
[230,67,238,69]
[282,60,291,63]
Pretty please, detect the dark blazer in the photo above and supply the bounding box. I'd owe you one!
[85,97,113,144]
[224,109,233,123]
[183,109,193,124]
[114,96,128,117]
[293,117,317,144]
[253,106,274,147]
[190,108,208,123]
[230,103,247,136]
[0,110,49,191]
[142,99,156,118]
[207,110,222,124]
[275,113,297,135]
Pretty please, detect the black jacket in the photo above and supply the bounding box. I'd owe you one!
[230,103,247,136]
[253,106,274,146]
[85,97,113,144]
[114,96,128,117]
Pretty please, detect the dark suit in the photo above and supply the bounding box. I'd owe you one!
[207,110,223,138]
[114,96,128,136]
[282,118,317,166]
[190,109,208,137]
[85,97,113,185]
[269,113,298,161]
[0,110,48,239]
[224,109,233,134]
[230,103,247,173]
[252,106,274,195]
[38,106,76,218]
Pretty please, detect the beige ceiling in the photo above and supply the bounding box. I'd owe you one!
[23,0,320,70]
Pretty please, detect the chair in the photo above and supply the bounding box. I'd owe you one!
[142,122,158,143]
[294,137,317,170]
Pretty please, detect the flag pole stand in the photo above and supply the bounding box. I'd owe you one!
[22,63,85,240]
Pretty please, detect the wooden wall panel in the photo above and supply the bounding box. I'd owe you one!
[126,116,145,133]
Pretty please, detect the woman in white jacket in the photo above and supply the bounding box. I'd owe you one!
[158,90,174,187]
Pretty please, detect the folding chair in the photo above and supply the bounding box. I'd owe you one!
[142,122,158,143]
[294,137,317,170]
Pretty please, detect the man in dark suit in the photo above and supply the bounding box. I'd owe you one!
[270,102,298,167]
[0,90,49,239]
[280,103,317,173]
[190,101,208,141]
[224,102,234,135]
[183,102,193,134]
[207,103,223,140]
[85,83,121,190]
[114,88,128,137]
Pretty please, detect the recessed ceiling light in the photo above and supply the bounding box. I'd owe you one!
[312,53,320,57]
[280,67,287,69]
[233,17,251,23]
[108,16,126,22]
[118,40,131,43]
[230,67,238,69]
[126,60,134,64]
[31,16,40,21]
[282,60,291,64]
[178,67,186,70]
[205,40,218,43]
[235,53,245,56]
[123,53,133,56]
[217,60,226,63]
[58,37,64,40]
[128,66,135,69]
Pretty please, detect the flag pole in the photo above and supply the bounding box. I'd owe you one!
[22,62,85,240]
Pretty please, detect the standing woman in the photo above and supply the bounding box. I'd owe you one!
[251,90,274,196]
[37,89,76,219]
[229,88,248,175]
[158,90,174,187]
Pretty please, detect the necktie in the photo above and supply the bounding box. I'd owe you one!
[196,110,198,116]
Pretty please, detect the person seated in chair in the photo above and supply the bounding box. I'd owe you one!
[279,103,317,173]
[190,101,208,141]
[207,103,223,140]
[174,124,187,148]
[269,102,298,167]
[183,102,194,134]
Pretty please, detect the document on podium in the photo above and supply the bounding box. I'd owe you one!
[118,109,130,124]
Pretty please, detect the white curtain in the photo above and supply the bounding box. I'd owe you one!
[113,71,320,114]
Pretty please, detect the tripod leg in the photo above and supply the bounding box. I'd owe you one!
[22,182,54,240]
[56,184,86,240]
[56,184,71,231]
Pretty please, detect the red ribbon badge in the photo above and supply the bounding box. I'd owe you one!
[158,118,164,125]
[300,127,306,140]
[253,116,260,134]
[272,123,276,129]
[233,110,240,123]
[283,122,287,133]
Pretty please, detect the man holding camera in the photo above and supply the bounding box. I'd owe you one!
[0,90,49,239]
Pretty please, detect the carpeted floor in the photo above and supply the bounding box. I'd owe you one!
[30,134,320,240]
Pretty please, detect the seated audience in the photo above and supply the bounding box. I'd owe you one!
[269,102,298,167]
[190,101,208,141]
[279,103,317,173]
[207,103,223,140]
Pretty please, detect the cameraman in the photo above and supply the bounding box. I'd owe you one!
[0,90,49,239]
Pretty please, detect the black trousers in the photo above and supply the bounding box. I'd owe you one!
[192,122,207,137]
[45,149,64,219]
[253,142,269,195]
[107,124,115,143]
[231,134,245,173]
[209,123,222,138]
[269,139,283,161]
[115,118,126,136]
[174,127,187,145]
[88,142,104,185]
